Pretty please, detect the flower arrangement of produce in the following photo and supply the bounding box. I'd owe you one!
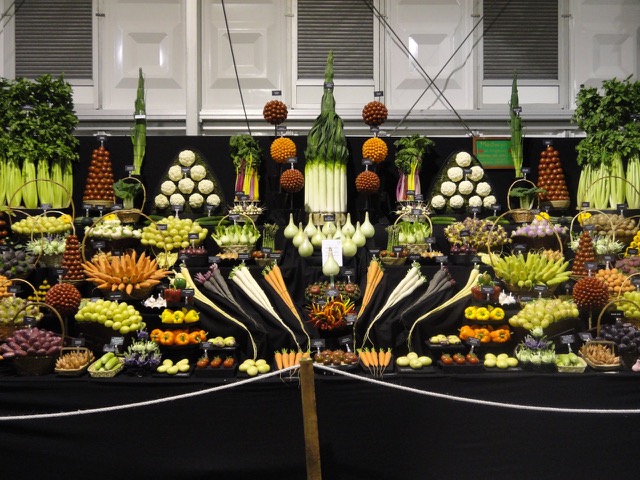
[84,215,141,241]
[568,235,624,256]
[25,234,66,256]
[123,331,162,372]
[211,222,260,249]
[514,327,556,368]
[511,218,568,239]
[394,133,434,201]
[444,217,510,253]
[307,295,355,331]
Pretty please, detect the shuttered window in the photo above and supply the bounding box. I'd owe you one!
[297,0,373,79]
[15,0,93,80]
[483,0,558,80]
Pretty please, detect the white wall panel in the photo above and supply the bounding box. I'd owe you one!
[572,0,640,94]
[201,0,286,115]
[386,0,474,112]
[100,0,186,112]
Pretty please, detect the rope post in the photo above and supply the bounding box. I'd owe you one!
[299,357,322,480]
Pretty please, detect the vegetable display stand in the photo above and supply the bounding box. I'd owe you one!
[507,178,540,224]
[217,214,258,255]
[115,176,146,224]
[10,301,65,376]
[54,346,94,376]
[0,278,40,340]
[8,179,76,216]
[394,212,433,256]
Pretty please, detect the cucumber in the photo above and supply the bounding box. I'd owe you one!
[92,359,103,370]
[104,357,120,371]
[99,352,115,364]
[430,216,457,225]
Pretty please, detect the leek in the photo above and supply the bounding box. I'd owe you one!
[304,51,349,214]
[509,71,523,177]
[131,68,146,175]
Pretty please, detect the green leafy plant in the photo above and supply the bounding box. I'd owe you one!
[113,179,142,209]
[509,186,547,210]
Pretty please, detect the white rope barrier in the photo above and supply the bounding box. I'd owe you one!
[2,362,640,421]
[313,363,640,415]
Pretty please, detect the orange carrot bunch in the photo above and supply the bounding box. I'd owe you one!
[358,347,392,377]
[274,349,309,370]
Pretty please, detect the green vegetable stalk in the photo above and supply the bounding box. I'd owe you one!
[230,134,262,200]
[393,134,434,201]
[261,223,279,250]
[509,71,523,177]
[304,51,349,213]
[131,68,146,175]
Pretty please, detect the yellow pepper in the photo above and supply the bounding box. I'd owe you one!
[464,306,477,320]
[184,309,200,323]
[489,307,505,321]
[475,307,490,321]
[160,308,174,324]
[172,310,185,324]
[535,211,550,221]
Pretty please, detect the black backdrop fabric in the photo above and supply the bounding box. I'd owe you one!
[1,372,640,480]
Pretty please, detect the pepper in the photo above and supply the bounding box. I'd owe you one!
[489,307,505,321]
[475,327,492,343]
[184,309,200,323]
[150,329,164,343]
[174,332,190,346]
[160,308,175,323]
[490,329,511,343]
[172,310,185,324]
[159,331,175,346]
[164,288,182,304]
[459,325,476,341]
[173,276,188,290]
[464,306,477,320]
[188,331,205,344]
[474,307,490,321]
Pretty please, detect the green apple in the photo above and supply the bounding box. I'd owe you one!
[119,326,130,335]
[496,358,509,369]
[111,321,122,331]
[104,320,114,328]
[396,356,410,367]
[418,356,432,367]
[257,364,270,374]
[409,358,423,370]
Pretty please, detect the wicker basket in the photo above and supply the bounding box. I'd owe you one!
[556,356,587,374]
[88,357,124,378]
[40,254,64,268]
[579,340,622,371]
[54,347,94,376]
[380,256,406,267]
[549,199,570,210]
[507,178,540,224]
[13,355,58,376]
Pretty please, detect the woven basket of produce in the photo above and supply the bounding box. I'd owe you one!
[555,355,587,374]
[88,356,124,378]
[579,340,622,371]
[380,255,407,267]
[54,347,95,376]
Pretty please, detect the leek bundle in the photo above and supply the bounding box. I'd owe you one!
[131,68,146,175]
[304,51,349,214]
[509,71,523,177]
[230,134,262,200]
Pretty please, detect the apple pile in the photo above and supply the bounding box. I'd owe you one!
[395,351,432,369]
[617,291,640,320]
[239,358,271,376]
[484,352,518,369]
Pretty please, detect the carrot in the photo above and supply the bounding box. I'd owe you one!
[378,349,385,368]
[358,349,369,368]
[288,349,296,367]
[358,259,384,318]
[274,350,284,370]
[383,349,392,367]
[294,350,303,366]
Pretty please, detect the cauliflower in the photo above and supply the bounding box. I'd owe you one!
[449,194,464,209]
[440,181,457,197]
[169,193,185,206]
[189,193,204,209]
[455,152,472,168]
[190,165,206,182]
[178,149,196,167]
[155,194,170,209]
[476,181,492,197]
[431,194,446,210]
[468,195,483,208]
[168,165,183,182]
[458,180,474,195]
[206,194,221,207]
[198,179,214,195]
[483,195,497,209]
[469,165,484,182]
[178,178,195,195]
[160,180,176,196]
[447,167,464,182]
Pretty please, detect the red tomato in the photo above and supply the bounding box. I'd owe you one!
[440,354,454,366]
[222,357,235,368]
[210,357,222,368]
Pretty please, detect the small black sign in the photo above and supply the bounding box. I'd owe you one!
[560,334,575,344]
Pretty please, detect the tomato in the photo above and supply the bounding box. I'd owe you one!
[466,352,479,364]
[453,353,466,365]
[196,358,209,369]
[440,353,454,365]
[222,356,235,368]
[210,356,222,368]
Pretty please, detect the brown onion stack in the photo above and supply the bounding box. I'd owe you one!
[45,282,82,317]
[573,276,609,311]
[355,171,380,194]
[83,145,115,203]
[362,101,388,126]
[571,231,596,276]
[280,169,304,193]
[263,100,288,125]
